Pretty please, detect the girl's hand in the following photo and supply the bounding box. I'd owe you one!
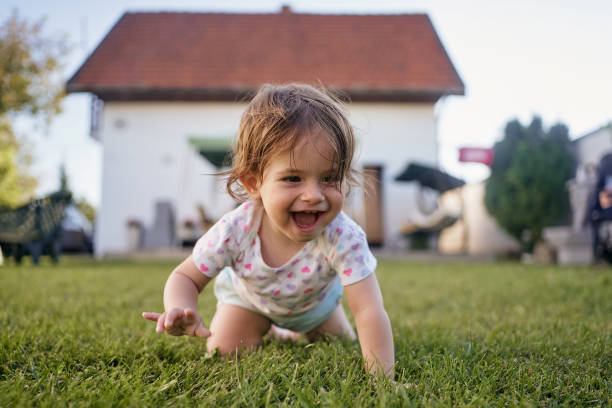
[142,308,211,338]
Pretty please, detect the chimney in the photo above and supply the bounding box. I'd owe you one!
[280,4,292,14]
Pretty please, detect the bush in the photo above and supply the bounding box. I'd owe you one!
[485,116,574,250]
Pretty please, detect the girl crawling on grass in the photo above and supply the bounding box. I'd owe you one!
[143,83,394,379]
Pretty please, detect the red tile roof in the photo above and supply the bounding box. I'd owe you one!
[67,9,464,102]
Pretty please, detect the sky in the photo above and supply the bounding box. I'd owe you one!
[2,0,612,207]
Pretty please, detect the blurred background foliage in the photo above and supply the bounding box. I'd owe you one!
[0,10,68,208]
[485,116,575,251]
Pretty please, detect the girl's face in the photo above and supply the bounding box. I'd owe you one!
[243,130,344,246]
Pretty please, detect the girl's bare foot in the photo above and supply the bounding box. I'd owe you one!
[265,325,302,341]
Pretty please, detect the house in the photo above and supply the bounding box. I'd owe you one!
[569,123,612,231]
[66,7,464,257]
[437,182,521,256]
[534,124,612,265]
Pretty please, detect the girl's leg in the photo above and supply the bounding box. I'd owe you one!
[206,304,271,356]
[305,304,356,342]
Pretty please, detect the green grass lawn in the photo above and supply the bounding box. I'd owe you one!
[1,257,611,406]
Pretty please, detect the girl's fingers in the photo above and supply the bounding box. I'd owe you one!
[144,308,208,337]
[184,308,210,337]
[165,308,184,328]
[194,324,212,338]
[142,311,167,334]
[156,312,166,333]
[184,308,197,322]
[142,312,161,322]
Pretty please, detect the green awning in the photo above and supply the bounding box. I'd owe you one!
[188,136,232,168]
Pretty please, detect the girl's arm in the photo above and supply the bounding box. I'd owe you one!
[164,255,211,309]
[142,255,212,337]
[345,274,394,378]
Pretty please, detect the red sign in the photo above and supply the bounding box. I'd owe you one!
[459,147,494,166]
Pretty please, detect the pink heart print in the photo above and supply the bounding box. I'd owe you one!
[336,227,343,236]
[245,264,252,270]
[301,266,311,273]
[200,264,209,272]
[343,268,352,276]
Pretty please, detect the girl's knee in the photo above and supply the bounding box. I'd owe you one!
[206,335,263,356]
[206,304,271,356]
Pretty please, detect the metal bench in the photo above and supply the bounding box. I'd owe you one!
[0,191,72,265]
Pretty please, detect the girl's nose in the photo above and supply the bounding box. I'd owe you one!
[301,181,324,203]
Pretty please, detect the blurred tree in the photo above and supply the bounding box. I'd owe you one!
[0,119,36,208]
[57,163,96,223]
[75,197,96,224]
[59,162,68,192]
[485,116,574,251]
[0,10,68,208]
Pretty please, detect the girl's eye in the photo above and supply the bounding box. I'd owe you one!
[283,176,301,183]
[322,176,339,184]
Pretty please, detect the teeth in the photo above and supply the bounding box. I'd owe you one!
[292,210,325,215]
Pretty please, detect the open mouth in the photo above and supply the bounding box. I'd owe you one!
[292,211,323,232]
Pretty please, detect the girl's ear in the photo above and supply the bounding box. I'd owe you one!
[241,174,261,199]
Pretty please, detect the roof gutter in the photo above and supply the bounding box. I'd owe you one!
[65,85,464,103]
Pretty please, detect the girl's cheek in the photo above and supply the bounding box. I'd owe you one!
[328,184,345,197]
[328,188,344,203]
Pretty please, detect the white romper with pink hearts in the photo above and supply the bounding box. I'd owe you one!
[192,201,377,320]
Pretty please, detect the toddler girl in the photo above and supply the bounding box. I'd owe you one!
[143,83,394,378]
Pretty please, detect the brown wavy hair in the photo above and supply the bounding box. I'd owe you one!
[224,83,358,201]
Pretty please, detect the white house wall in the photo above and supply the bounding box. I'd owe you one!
[96,102,246,256]
[349,103,439,246]
[573,126,612,181]
[95,101,439,256]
